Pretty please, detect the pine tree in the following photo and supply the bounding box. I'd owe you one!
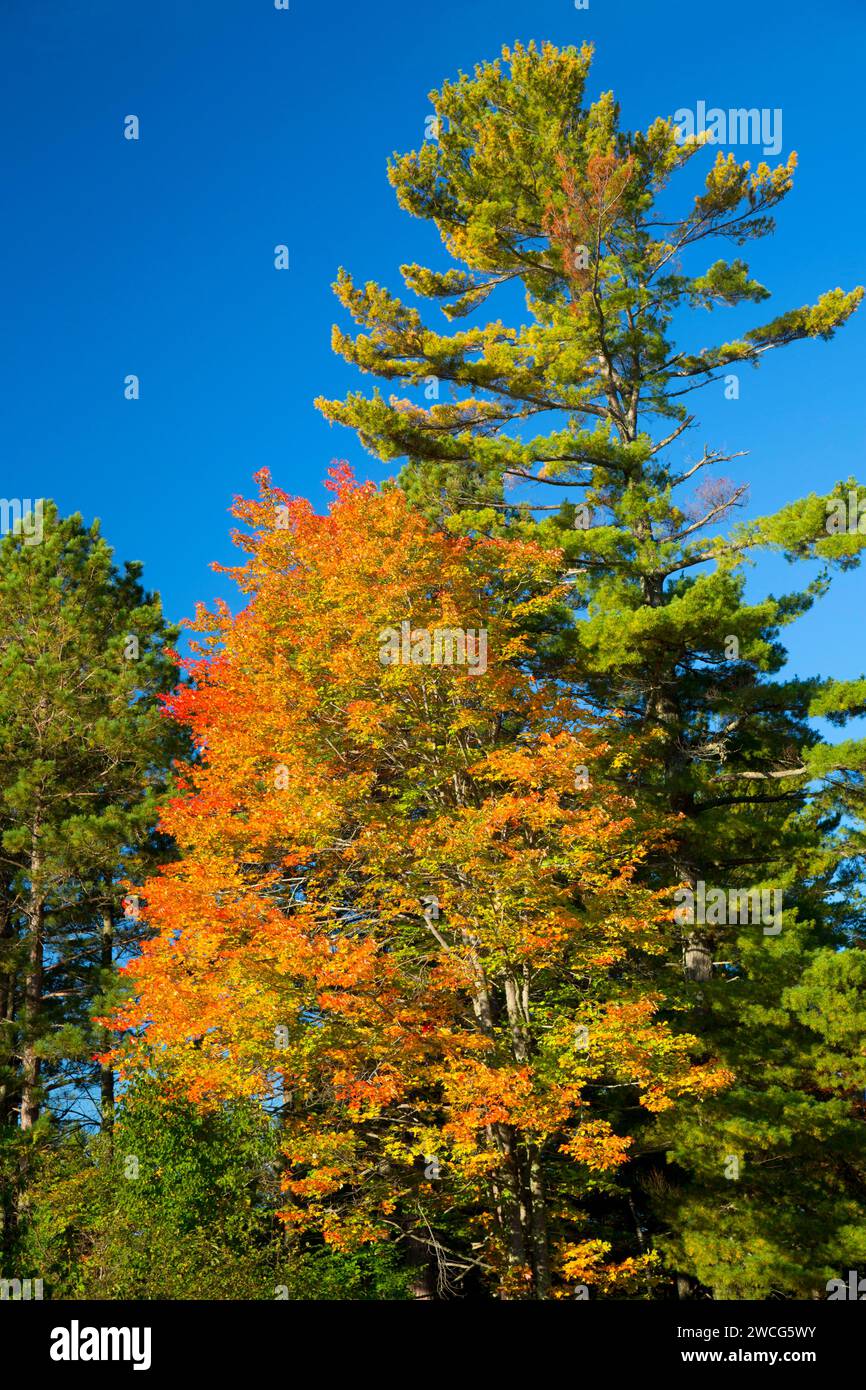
[315,41,866,1295]
[0,503,181,1263]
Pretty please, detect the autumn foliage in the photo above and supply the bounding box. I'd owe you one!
[108,467,729,1298]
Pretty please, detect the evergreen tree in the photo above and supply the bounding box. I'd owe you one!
[0,503,181,1265]
[315,41,866,1296]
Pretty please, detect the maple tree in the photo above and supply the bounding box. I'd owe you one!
[108,468,728,1299]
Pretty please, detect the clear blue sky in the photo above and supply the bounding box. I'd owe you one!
[3,0,864,686]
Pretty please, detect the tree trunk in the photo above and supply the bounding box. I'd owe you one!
[683,933,713,982]
[503,969,551,1297]
[20,893,43,1130]
[100,905,115,1132]
[528,1149,552,1298]
[21,829,44,1131]
[0,882,16,1127]
[405,1228,438,1299]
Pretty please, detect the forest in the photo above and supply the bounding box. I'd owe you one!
[2,40,865,1304]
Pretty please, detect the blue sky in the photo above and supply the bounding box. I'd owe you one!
[3,0,864,687]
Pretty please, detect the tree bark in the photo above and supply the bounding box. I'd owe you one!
[100,904,115,1132]
[683,933,713,982]
[0,882,16,1127]
[20,817,45,1130]
[20,891,44,1130]
[503,968,551,1297]
[527,1149,552,1298]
